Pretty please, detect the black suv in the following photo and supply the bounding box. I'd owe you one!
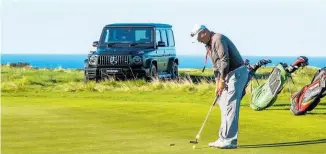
[84,23,179,82]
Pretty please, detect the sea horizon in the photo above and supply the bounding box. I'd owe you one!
[1,54,325,69]
[2,53,326,57]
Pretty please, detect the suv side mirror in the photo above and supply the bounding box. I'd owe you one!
[93,41,99,47]
[157,41,166,47]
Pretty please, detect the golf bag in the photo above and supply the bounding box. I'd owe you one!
[242,59,272,98]
[250,56,309,111]
[290,67,326,115]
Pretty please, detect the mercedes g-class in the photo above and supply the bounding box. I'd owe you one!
[84,23,179,82]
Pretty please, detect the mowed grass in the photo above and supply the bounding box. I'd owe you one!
[1,66,326,154]
[2,91,326,154]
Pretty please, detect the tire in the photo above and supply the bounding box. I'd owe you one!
[147,64,158,81]
[84,70,99,83]
[84,60,89,83]
[171,62,179,80]
[84,71,89,83]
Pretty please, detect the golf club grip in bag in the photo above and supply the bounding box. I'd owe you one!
[242,59,272,98]
[290,67,326,115]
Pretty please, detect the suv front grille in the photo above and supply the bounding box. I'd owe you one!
[98,55,130,66]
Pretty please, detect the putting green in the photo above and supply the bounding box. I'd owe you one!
[2,92,326,154]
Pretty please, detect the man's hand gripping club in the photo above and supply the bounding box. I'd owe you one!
[215,79,225,96]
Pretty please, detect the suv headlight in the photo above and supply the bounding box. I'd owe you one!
[133,56,142,65]
[89,55,98,65]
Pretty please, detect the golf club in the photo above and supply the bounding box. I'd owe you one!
[189,96,219,145]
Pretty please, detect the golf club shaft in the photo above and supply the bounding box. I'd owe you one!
[202,66,206,73]
[196,96,219,139]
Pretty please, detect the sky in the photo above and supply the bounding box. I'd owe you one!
[1,0,326,56]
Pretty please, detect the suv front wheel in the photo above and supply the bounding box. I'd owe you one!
[147,64,158,81]
[171,62,178,80]
[84,71,98,83]
[84,71,89,83]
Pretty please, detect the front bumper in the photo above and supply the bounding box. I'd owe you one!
[85,66,150,79]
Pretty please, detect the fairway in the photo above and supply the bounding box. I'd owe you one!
[2,92,326,154]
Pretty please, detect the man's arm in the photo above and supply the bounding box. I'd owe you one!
[216,39,229,81]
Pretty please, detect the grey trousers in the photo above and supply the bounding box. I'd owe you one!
[217,65,249,144]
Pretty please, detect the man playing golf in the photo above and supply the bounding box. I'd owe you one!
[191,24,249,149]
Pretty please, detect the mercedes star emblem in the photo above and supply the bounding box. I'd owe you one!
[110,56,118,65]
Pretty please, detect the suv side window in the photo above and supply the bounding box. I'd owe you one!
[160,30,168,45]
[167,29,175,47]
[156,30,161,44]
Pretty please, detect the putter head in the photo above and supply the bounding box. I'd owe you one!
[189,140,198,144]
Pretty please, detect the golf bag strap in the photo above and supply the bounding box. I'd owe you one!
[311,69,322,83]
[311,68,326,84]
[321,89,326,98]
[250,80,254,103]
[322,93,326,98]
[289,75,298,92]
[253,74,260,86]
[250,74,260,103]
[250,80,253,94]
[288,77,293,101]
[202,46,211,73]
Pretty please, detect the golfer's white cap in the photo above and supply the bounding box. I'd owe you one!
[190,24,207,43]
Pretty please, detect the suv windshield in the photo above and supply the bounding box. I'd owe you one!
[100,27,154,46]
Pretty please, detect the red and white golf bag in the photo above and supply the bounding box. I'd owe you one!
[290,67,326,115]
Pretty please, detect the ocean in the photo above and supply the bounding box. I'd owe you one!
[1,54,325,69]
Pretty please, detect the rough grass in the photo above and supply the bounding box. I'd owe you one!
[0,66,319,94]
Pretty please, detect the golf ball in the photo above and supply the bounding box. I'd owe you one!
[192,145,196,149]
